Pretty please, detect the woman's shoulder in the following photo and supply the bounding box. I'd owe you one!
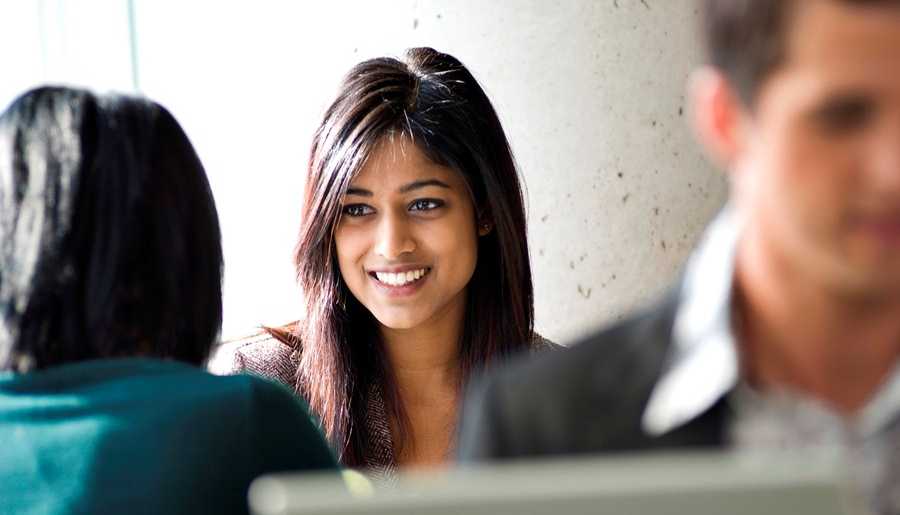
[207,323,299,388]
[530,333,565,354]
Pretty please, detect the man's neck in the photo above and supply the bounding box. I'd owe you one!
[734,224,900,415]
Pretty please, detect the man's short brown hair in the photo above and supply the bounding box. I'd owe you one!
[702,0,900,105]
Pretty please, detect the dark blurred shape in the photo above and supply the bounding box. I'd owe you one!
[0,86,222,370]
[0,87,338,515]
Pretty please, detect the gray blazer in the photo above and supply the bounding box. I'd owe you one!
[456,290,729,462]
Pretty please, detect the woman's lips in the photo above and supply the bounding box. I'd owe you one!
[368,267,432,297]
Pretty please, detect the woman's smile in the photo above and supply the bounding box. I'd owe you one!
[368,266,433,296]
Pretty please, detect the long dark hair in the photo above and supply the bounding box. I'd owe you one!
[0,86,223,372]
[270,47,533,466]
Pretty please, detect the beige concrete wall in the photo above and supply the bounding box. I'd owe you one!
[3,0,727,344]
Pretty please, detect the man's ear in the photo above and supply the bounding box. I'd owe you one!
[688,66,749,171]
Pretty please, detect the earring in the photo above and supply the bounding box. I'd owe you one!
[479,222,492,236]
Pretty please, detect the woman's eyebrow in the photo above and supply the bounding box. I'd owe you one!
[345,187,373,197]
[398,179,452,194]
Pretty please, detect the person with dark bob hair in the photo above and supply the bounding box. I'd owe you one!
[222,47,557,475]
[0,86,337,514]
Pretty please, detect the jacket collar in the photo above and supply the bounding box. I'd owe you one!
[641,206,900,439]
[641,206,741,436]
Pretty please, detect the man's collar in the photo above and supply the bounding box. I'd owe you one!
[641,206,900,438]
[857,363,900,436]
[641,206,742,436]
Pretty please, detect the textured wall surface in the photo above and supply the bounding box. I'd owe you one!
[113,0,726,343]
[459,0,729,342]
[131,0,728,343]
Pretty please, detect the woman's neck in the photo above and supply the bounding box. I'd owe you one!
[380,293,466,467]
[380,295,465,397]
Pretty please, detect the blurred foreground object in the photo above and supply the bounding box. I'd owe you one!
[250,450,857,515]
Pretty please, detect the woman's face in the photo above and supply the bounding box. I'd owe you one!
[334,138,482,331]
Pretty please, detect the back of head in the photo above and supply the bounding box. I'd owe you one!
[0,86,222,372]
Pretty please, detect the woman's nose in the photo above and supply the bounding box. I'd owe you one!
[374,213,416,260]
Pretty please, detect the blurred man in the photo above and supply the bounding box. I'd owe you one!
[458,1,900,512]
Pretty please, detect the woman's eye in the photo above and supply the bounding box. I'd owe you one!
[409,199,444,212]
[342,204,374,217]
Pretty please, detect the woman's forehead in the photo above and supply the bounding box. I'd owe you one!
[350,137,464,192]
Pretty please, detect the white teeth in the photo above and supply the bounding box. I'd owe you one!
[374,268,429,286]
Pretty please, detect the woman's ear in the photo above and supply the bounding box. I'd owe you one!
[476,206,494,236]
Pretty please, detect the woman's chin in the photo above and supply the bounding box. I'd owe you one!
[372,311,428,332]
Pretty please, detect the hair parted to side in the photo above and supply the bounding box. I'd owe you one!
[270,47,534,466]
[702,0,900,105]
[0,86,223,372]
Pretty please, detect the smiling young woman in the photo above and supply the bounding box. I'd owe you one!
[221,47,557,476]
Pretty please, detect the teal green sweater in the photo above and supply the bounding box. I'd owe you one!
[0,358,338,515]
